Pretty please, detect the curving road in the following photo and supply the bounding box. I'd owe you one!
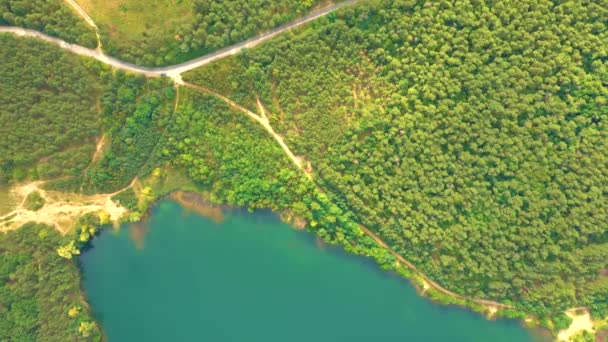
[0,0,360,82]
[0,0,522,313]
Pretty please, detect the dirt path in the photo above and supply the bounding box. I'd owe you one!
[184,81,514,311]
[0,0,542,318]
[0,0,360,84]
[184,83,311,180]
[64,0,97,28]
[91,134,106,163]
[63,0,102,49]
[0,179,136,234]
[359,226,515,310]
[174,87,181,112]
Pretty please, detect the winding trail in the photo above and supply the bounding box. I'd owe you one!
[0,0,524,315]
[91,134,106,164]
[0,0,359,83]
[359,226,515,310]
[64,0,97,28]
[183,83,311,180]
[63,0,102,49]
[183,82,513,310]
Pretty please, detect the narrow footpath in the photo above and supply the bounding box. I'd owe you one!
[0,0,360,83]
[63,0,102,49]
[0,0,554,320]
[183,83,311,179]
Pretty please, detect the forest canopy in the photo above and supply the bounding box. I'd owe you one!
[0,34,102,183]
[77,0,334,66]
[184,0,608,317]
[1,0,608,338]
[0,0,97,47]
[0,223,100,340]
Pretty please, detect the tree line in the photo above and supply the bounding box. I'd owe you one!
[99,0,331,66]
[0,0,97,47]
[184,0,608,319]
[0,35,101,184]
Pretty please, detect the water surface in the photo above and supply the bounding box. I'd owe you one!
[81,200,546,341]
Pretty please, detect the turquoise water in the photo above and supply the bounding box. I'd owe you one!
[81,200,546,341]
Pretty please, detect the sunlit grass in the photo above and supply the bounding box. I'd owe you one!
[75,0,193,41]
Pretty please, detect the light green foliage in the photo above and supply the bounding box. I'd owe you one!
[0,0,97,47]
[569,330,595,342]
[129,212,142,222]
[68,306,80,318]
[185,0,608,316]
[78,321,97,337]
[167,89,313,211]
[0,35,102,183]
[23,191,45,211]
[57,240,80,259]
[0,223,101,340]
[78,225,96,242]
[553,313,573,332]
[98,211,110,225]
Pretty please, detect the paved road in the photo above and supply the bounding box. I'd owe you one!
[0,0,360,82]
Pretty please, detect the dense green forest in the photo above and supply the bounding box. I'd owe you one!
[2,0,608,338]
[0,0,97,48]
[90,0,332,66]
[0,223,100,341]
[79,74,175,193]
[184,0,608,317]
[167,89,310,209]
[164,87,393,275]
[0,34,102,184]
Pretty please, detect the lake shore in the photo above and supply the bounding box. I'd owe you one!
[81,199,542,342]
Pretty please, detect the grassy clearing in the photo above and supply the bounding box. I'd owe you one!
[76,0,193,65]
[0,185,17,216]
[76,0,193,41]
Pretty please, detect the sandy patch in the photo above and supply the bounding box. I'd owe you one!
[557,309,594,341]
[0,180,131,234]
[421,280,431,294]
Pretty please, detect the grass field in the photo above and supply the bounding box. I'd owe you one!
[76,0,193,42]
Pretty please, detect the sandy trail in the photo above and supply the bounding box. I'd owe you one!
[184,83,515,311]
[256,97,269,121]
[0,179,136,234]
[184,83,311,179]
[360,225,515,310]
[64,0,97,29]
[91,134,106,163]
[0,0,570,320]
[174,87,181,112]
